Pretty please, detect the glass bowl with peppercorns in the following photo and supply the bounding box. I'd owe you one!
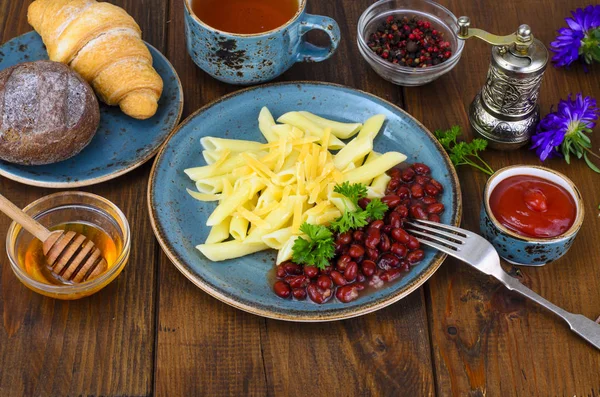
[357,0,464,86]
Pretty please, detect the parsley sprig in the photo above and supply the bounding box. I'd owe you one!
[434,125,494,176]
[292,223,335,270]
[291,182,389,269]
[330,182,388,233]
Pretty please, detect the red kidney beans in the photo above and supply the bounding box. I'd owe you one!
[292,288,307,300]
[330,271,347,286]
[303,265,318,279]
[407,236,420,250]
[348,244,365,258]
[396,186,410,199]
[365,229,381,249]
[285,275,308,289]
[390,243,407,258]
[407,249,425,264]
[430,178,443,193]
[428,214,441,223]
[410,184,424,198]
[378,253,400,270]
[427,203,445,214]
[361,260,377,277]
[273,281,291,298]
[353,230,365,242]
[380,268,402,282]
[394,205,409,218]
[413,163,431,175]
[307,283,332,304]
[358,197,371,210]
[401,167,416,181]
[415,175,430,185]
[388,211,402,229]
[337,231,353,245]
[379,234,391,252]
[344,262,358,282]
[336,285,359,303]
[282,262,302,275]
[272,162,446,304]
[381,194,401,208]
[424,183,440,196]
[410,205,428,220]
[391,227,410,244]
[337,254,351,271]
[276,265,287,278]
[369,219,385,230]
[421,196,437,205]
[317,275,333,290]
[366,247,379,260]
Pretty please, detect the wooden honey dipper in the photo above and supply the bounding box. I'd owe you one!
[0,193,107,283]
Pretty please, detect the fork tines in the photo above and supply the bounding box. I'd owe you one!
[404,219,467,253]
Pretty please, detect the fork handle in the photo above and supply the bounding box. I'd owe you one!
[497,272,600,350]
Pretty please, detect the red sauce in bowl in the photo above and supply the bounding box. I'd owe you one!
[489,175,577,239]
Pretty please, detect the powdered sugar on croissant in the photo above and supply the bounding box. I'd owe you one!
[28,0,163,120]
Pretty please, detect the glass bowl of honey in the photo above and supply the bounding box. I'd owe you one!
[5,191,130,299]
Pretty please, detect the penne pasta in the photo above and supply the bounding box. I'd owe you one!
[205,217,231,244]
[370,173,391,196]
[277,112,346,150]
[262,227,294,250]
[200,137,265,153]
[298,111,362,139]
[258,107,278,143]
[333,135,373,170]
[197,241,269,261]
[244,195,304,243]
[357,114,386,140]
[276,236,299,264]
[343,151,407,185]
[195,173,237,194]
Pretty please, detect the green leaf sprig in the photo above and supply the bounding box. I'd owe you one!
[330,182,388,233]
[434,125,494,176]
[291,182,389,269]
[292,223,335,270]
[561,122,600,173]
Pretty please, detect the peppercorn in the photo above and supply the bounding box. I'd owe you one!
[366,15,452,68]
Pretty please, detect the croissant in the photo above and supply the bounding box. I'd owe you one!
[27,0,163,120]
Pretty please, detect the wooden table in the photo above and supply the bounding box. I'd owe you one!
[1,0,599,395]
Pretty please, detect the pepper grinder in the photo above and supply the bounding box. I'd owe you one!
[457,17,548,150]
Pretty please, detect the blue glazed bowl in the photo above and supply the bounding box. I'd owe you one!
[183,0,341,85]
[480,165,584,266]
[148,82,462,321]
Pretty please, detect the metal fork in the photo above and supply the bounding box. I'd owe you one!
[405,219,600,350]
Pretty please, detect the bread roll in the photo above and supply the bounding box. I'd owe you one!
[0,61,100,165]
[28,0,163,120]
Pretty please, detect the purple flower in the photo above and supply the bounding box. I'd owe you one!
[550,5,600,68]
[531,93,599,170]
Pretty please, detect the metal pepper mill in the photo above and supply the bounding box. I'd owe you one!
[457,17,548,150]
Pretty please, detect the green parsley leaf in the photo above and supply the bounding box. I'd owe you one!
[333,182,368,206]
[434,125,494,176]
[330,210,369,234]
[365,198,388,221]
[292,222,335,270]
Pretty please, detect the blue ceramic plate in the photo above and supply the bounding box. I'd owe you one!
[149,82,461,321]
[0,31,183,188]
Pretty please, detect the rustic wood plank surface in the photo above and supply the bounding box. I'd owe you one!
[0,0,599,396]
[0,1,167,396]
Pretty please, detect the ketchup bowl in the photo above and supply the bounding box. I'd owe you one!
[480,165,584,266]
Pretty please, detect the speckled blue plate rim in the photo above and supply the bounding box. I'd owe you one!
[0,31,183,188]
[148,81,462,322]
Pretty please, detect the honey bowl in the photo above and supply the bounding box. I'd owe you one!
[5,191,130,299]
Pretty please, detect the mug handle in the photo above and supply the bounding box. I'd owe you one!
[296,14,341,62]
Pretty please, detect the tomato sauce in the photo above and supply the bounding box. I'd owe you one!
[489,175,576,239]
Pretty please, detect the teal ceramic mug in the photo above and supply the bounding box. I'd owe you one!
[183,0,341,85]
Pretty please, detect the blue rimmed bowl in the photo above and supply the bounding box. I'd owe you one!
[148,82,461,321]
[480,165,584,266]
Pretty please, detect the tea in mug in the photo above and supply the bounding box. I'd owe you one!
[191,0,299,34]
